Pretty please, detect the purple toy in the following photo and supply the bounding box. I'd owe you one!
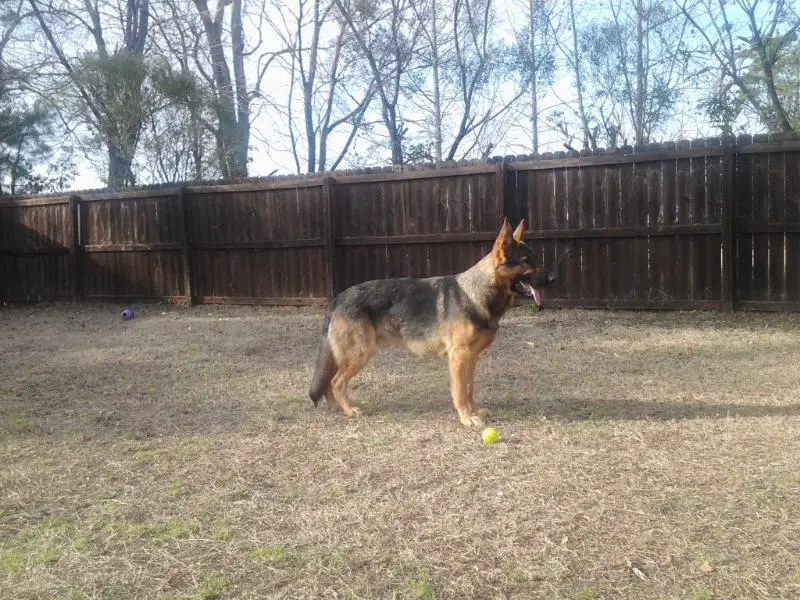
[121,308,134,321]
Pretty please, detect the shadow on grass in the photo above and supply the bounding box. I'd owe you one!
[495,395,800,422]
[380,395,800,422]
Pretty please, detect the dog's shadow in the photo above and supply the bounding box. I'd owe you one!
[377,395,800,423]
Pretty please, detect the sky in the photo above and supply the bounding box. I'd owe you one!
[61,0,729,190]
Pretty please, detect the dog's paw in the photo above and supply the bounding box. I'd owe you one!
[343,406,361,418]
[469,414,485,427]
[458,412,486,427]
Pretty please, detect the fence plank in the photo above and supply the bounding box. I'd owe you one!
[69,195,81,300]
[178,187,194,306]
[721,150,735,311]
[323,176,337,298]
[495,163,506,226]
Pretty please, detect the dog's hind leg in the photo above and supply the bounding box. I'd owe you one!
[327,316,377,417]
[330,350,374,417]
[323,384,337,410]
[330,369,362,417]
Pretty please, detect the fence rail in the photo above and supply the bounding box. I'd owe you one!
[3,136,800,311]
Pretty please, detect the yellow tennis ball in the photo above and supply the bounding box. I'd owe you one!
[482,427,499,445]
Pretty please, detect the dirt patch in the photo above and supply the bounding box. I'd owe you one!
[1,303,799,599]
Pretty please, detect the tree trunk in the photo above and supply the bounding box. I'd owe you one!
[318,132,327,172]
[302,0,325,173]
[389,123,404,165]
[108,145,135,189]
[304,86,316,172]
[634,0,646,144]
[230,0,248,177]
[568,0,593,150]
[529,0,538,154]
[193,0,247,178]
[757,44,794,133]
[431,0,442,164]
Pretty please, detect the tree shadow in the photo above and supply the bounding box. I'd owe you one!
[374,394,800,423]
[1,204,178,304]
[1,216,75,302]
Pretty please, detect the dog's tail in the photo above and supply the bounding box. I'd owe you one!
[309,312,336,406]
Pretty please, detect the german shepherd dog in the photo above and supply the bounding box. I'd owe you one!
[309,218,556,426]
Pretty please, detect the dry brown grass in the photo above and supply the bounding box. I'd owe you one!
[1,303,799,600]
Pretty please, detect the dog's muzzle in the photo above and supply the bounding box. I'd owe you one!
[514,268,556,307]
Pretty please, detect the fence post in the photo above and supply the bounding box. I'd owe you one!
[69,194,82,301]
[720,147,736,312]
[177,186,194,306]
[494,161,506,225]
[323,176,338,300]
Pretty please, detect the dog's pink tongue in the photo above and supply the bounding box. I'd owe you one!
[532,287,542,306]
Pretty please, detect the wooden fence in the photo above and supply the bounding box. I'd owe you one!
[2,135,800,311]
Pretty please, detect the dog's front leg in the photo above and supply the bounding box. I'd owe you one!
[448,348,483,427]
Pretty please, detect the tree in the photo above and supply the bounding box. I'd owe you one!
[704,32,800,135]
[444,0,529,160]
[145,3,222,182]
[190,0,292,178]
[1,0,74,195]
[544,0,690,150]
[511,0,557,153]
[271,0,374,173]
[545,0,595,149]
[677,0,800,134]
[0,107,75,195]
[409,0,446,162]
[137,61,220,182]
[191,0,248,178]
[408,0,533,162]
[26,0,152,188]
[336,0,424,165]
[581,0,690,145]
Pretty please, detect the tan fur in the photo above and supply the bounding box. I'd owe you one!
[446,319,497,425]
[327,315,377,417]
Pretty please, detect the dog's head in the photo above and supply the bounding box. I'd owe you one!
[492,218,556,308]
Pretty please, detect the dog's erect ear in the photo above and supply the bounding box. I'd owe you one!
[492,218,513,264]
[512,219,525,242]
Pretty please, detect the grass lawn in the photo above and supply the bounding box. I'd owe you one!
[1,303,799,599]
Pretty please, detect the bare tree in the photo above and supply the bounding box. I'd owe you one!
[445,0,528,160]
[519,0,556,153]
[582,0,690,145]
[272,0,374,172]
[677,0,800,133]
[566,0,593,149]
[335,0,424,165]
[544,0,690,150]
[544,0,595,149]
[1,1,25,87]
[409,0,533,162]
[409,0,448,162]
[147,0,219,182]
[189,0,291,178]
